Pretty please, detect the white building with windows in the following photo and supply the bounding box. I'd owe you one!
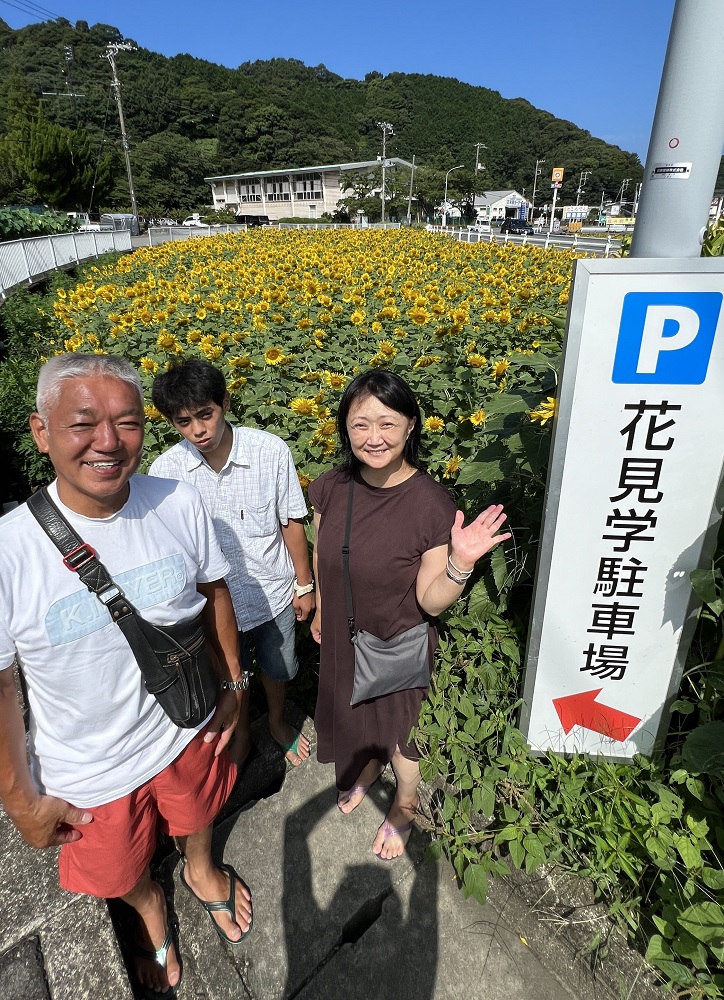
[205,158,413,221]
[472,190,530,222]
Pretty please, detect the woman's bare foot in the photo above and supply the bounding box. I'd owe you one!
[372,800,417,860]
[337,763,384,814]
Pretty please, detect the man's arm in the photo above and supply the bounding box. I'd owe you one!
[0,666,92,848]
[197,579,245,756]
[280,518,315,621]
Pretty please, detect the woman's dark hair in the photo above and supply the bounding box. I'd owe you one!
[151,358,227,420]
[336,369,422,473]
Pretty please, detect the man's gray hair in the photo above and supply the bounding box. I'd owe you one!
[36,353,144,421]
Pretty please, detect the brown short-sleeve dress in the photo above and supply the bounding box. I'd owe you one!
[309,466,457,792]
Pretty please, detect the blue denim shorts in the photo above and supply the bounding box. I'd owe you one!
[239,602,299,682]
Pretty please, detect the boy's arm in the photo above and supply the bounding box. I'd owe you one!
[197,579,245,755]
[280,518,315,621]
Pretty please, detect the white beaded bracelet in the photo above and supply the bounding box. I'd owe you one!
[447,554,473,578]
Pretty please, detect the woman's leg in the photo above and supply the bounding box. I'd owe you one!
[337,757,385,814]
[372,747,419,859]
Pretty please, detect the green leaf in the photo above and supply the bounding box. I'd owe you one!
[425,840,443,862]
[462,862,488,905]
[508,837,525,869]
[701,867,724,890]
[681,722,724,779]
[673,834,702,871]
[456,459,505,485]
[678,902,724,945]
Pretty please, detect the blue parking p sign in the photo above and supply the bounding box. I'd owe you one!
[612,291,722,384]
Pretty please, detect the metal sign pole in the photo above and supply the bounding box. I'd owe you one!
[631,0,724,258]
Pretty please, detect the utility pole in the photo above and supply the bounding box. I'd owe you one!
[575,169,591,206]
[406,154,416,225]
[105,43,139,221]
[530,157,545,222]
[631,0,724,257]
[377,121,393,224]
[474,142,486,173]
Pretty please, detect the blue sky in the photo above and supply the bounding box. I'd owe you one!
[1,0,677,161]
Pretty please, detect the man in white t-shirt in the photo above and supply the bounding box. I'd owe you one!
[150,359,315,768]
[0,354,252,1000]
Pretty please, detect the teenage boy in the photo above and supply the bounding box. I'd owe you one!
[150,359,314,767]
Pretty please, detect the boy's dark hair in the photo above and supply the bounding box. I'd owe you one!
[336,369,422,473]
[151,358,227,420]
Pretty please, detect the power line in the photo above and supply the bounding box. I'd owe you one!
[0,0,63,21]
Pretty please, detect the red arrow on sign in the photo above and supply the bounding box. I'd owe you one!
[552,689,641,741]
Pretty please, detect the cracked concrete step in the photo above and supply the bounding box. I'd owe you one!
[168,749,574,1000]
[0,809,132,999]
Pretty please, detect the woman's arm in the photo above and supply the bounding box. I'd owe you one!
[310,512,322,644]
[417,505,511,617]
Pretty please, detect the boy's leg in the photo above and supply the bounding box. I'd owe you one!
[254,605,310,765]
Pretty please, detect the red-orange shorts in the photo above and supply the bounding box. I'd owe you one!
[58,727,237,899]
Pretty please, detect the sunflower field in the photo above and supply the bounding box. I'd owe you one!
[3,227,724,996]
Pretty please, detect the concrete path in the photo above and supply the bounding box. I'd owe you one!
[0,708,664,1000]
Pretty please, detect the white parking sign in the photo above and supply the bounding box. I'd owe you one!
[520,259,724,759]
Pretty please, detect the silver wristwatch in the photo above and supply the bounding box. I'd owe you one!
[293,576,315,598]
[222,671,250,692]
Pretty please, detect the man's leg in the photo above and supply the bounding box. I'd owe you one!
[121,868,181,994]
[176,825,252,941]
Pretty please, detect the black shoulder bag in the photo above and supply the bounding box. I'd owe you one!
[343,478,431,706]
[27,486,219,728]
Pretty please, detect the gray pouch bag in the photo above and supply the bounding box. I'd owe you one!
[350,621,430,706]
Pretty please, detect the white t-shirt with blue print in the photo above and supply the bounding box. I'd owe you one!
[0,474,229,808]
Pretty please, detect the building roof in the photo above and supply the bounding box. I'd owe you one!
[474,190,527,207]
[205,158,413,183]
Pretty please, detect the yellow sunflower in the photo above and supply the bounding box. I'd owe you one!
[530,397,556,425]
[424,416,445,433]
[264,347,285,365]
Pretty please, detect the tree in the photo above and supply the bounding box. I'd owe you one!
[7,110,114,209]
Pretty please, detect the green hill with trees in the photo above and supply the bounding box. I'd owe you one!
[0,16,645,218]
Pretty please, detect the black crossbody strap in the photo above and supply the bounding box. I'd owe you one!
[27,486,135,623]
[342,478,356,641]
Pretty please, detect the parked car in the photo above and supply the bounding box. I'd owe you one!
[467,221,492,234]
[234,214,271,227]
[182,214,207,227]
[67,212,101,232]
[499,218,534,236]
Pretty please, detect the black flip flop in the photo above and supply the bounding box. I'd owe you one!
[179,861,253,945]
[132,918,180,999]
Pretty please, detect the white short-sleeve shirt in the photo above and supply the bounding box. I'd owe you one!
[149,425,308,631]
[0,475,230,808]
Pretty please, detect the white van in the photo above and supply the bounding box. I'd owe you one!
[99,213,140,236]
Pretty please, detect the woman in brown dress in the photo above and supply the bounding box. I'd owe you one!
[309,371,510,859]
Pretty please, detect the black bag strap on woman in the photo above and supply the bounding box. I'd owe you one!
[342,477,356,642]
[26,486,218,728]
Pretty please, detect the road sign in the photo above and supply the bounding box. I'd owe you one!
[520,258,724,760]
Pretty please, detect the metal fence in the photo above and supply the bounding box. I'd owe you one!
[0,230,133,300]
[429,225,618,257]
[144,224,249,246]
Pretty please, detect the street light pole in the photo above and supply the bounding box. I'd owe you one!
[377,121,394,224]
[530,157,545,223]
[474,142,486,173]
[442,164,464,227]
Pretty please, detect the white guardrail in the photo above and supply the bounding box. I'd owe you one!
[430,225,619,257]
[0,229,133,300]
